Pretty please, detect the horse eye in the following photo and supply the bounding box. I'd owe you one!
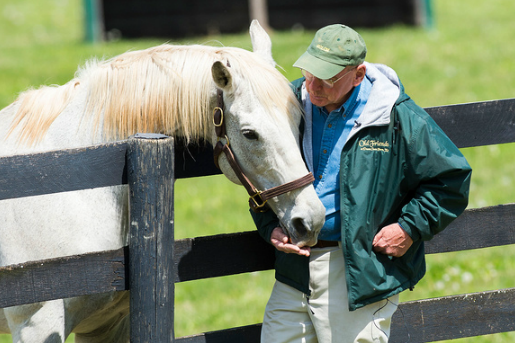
[242,129,259,140]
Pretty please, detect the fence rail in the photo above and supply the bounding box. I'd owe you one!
[1,98,515,342]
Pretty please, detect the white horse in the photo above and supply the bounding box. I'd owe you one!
[0,21,325,342]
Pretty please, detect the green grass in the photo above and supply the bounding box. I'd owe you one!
[1,0,515,342]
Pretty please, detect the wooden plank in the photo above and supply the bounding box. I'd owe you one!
[175,288,515,343]
[3,256,512,342]
[425,98,515,148]
[102,0,419,39]
[269,0,418,29]
[390,288,515,342]
[0,141,128,201]
[102,0,249,38]
[174,202,515,281]
[0,202,512,309]
[127,134,175,342]
[174,231,275,283]
[173,140,222,179]
[173,203,515,282]
[1,99,514,201]
[0,248,127,308]
[176,324,261,343]
[0,139,219,201]
[0,231,272,308]
[426,204,515,254]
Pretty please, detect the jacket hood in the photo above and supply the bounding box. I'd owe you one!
[357,62,401,128]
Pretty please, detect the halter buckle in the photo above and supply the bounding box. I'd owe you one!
[249,191,269,212]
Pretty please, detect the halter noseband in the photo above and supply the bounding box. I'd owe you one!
[212,88,315,213]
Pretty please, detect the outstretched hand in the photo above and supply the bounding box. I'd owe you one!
[270,227,311,257]
[373,223,413,257]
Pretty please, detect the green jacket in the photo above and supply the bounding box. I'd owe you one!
[251,63,472,311]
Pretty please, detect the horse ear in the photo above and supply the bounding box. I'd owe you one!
[212,61,233,91]
[250,19,275,67]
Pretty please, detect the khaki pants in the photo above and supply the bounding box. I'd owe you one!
[261,245,399,343]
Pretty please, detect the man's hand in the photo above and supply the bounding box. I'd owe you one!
[270,227,311,257]
[373,223,413,257]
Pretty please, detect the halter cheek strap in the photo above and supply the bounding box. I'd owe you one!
[212,88,315,213]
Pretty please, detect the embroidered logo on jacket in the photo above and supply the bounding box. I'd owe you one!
[359,139,390,153]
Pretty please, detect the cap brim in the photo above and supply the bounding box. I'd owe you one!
[293,51,345,80]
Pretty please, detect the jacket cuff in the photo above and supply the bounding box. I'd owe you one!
[249,209,280,244]
[398,217,421,242]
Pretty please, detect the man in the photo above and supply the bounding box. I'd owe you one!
[251,24,472,342]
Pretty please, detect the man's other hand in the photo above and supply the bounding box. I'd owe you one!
[373,223,413,257]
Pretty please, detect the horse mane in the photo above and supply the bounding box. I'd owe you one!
[8,44,302,146]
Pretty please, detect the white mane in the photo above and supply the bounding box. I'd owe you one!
[8,44,302,145]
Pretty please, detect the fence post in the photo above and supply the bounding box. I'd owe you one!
[83,0,104,43]
[127,133,175,342]
[248,0,270,32]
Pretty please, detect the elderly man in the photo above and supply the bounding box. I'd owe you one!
[251,24,472,342]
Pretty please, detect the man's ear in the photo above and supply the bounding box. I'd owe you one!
[353,64,367,87]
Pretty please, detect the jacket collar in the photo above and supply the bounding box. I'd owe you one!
[353,62,401,129]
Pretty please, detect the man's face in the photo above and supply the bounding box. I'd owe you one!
[305,65,366,113]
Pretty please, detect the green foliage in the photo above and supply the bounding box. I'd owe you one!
[1,0,514,342]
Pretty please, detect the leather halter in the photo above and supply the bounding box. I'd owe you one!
[212,88,315,213]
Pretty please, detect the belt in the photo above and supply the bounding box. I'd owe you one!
[312,240,339,249]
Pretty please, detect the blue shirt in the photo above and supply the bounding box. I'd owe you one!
[312,77,372,240]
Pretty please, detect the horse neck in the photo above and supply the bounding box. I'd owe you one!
[0,84,100,155]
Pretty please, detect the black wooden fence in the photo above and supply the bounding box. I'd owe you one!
[99,0,430,39]
[1,98,515,342]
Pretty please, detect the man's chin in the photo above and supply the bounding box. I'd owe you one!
[310,97,327,107]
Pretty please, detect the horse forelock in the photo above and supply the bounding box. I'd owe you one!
[8,43,302,146]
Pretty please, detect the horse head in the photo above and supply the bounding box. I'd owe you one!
[210,20,325,247]
[2,20,325,248]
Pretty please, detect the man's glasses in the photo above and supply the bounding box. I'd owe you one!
[301,67,356,88]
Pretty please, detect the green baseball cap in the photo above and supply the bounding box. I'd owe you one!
[293,24,367,80]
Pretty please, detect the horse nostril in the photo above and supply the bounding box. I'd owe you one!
[292,218,308,237]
